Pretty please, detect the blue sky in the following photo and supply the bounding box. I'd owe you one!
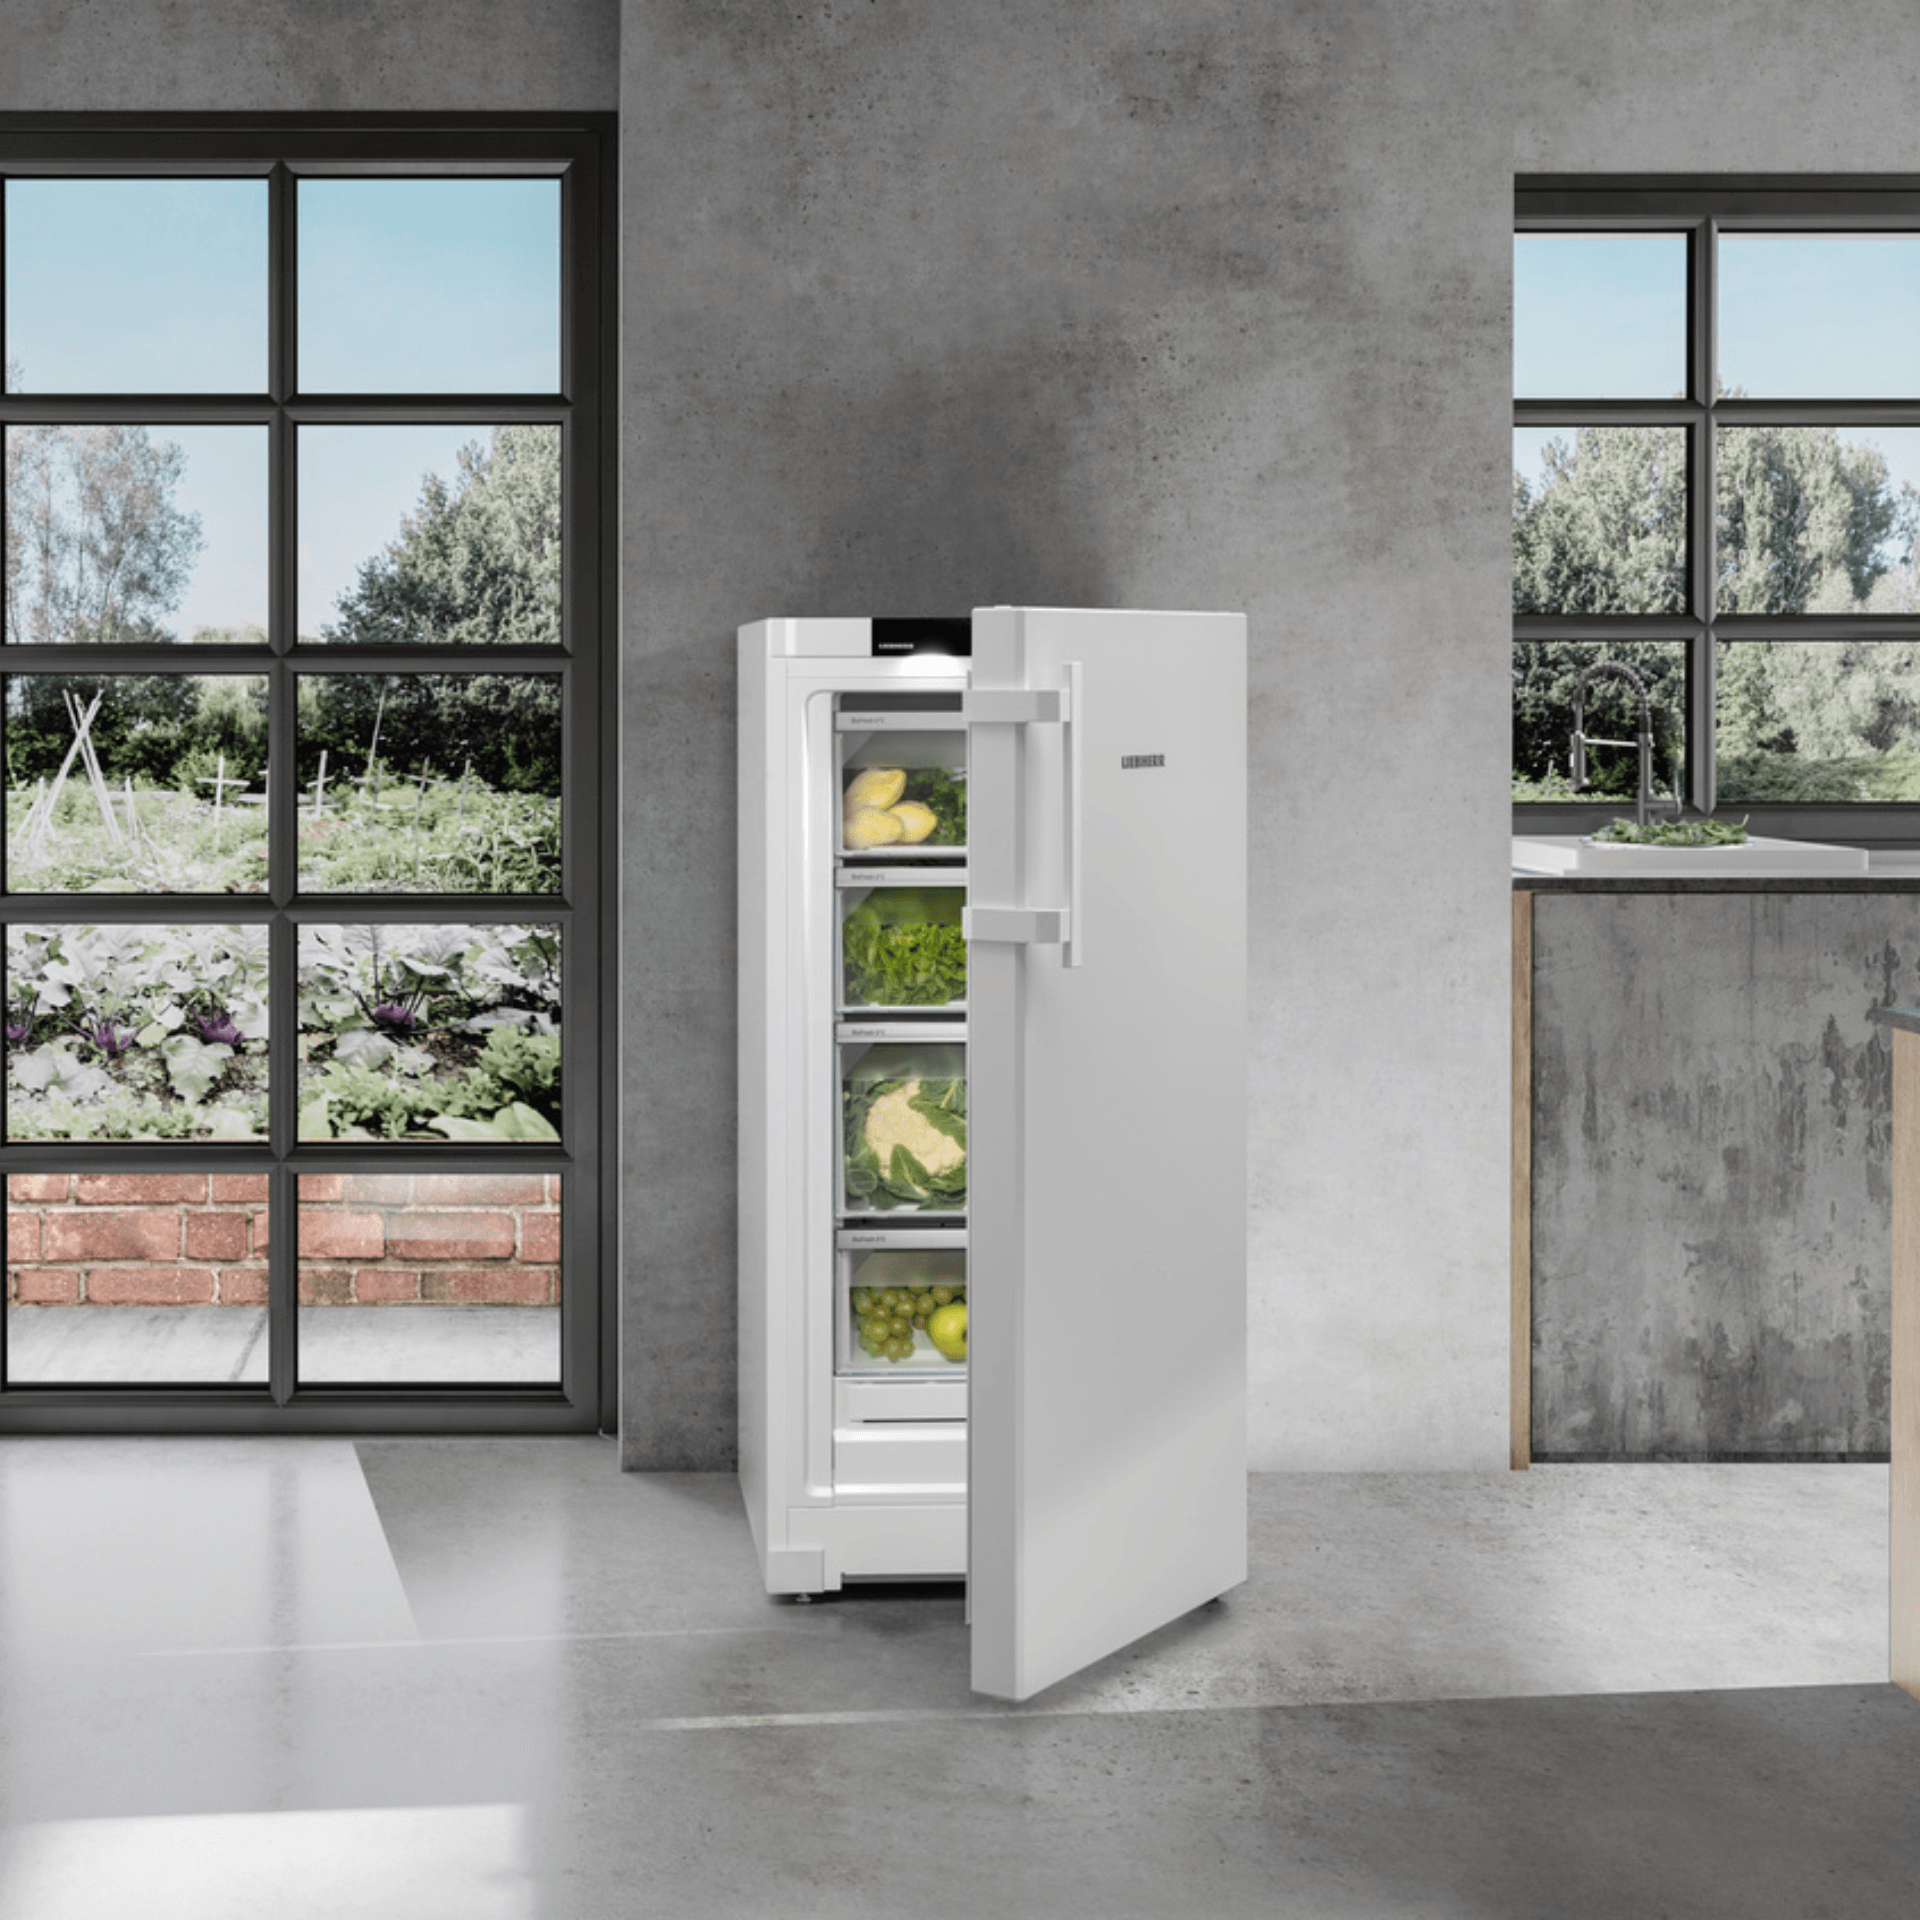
[1514,233,1688,400]
[4,177,559,640]
[1516,232,1920,531]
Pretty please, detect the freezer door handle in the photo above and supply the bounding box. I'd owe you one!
[1061,660,1082,969]
[964,905,1071,946]
[964,664,1083,969]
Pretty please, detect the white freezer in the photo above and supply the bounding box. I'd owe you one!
[737,607,1248,1701]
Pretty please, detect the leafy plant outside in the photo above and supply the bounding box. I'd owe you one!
[296,923,562,1142]
[5,923,269,1141]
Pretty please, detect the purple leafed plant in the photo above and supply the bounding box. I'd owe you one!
[81,1021,135,1058]
[191,1008,243,1046]
[370,1001,422,1036]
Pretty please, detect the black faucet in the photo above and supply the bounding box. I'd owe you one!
[1570,661,1674,829]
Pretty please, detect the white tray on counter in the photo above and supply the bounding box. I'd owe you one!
[1512,833,1871,876]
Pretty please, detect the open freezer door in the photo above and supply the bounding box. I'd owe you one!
[965,605,1248,1702]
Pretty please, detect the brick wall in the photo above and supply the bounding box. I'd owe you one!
[6,1173,560,1308]
[297,1173,562,1306]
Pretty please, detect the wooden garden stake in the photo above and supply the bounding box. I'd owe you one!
[63,688,121,845]
[22,778,47,856]
[38,691,110,854]
[362,680,391,809]
[198,753,248,850]
[307,748,330,825]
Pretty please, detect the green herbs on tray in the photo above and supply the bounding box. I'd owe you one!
[844,1043,967,1212]
[843,887,966,1007]
[1589,816,1750,848]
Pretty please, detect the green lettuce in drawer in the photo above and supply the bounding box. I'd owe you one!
[843,888,966,1007]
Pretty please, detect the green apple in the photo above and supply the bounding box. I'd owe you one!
[926,1301,967,1363]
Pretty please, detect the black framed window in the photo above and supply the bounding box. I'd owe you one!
[0,115,614,1431]
[1515,177,1920,842]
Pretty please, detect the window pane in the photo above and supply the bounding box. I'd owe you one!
[1512,640,1687,801]
[1720,235,1920,398]
[295,674,561,893]
[4,179,268,394]
[297,425,561,644]
[4,423,268,644]
[1716,639,1920,801]
[1716,424,1920,614]
[5,675,269,894]
[1514,233,1688,399]
[1513,426,1689,614]
[297,923,561,1143]
[5,924,269,1142]
[297,178,561,394]
[5,1171,268,1384]
[297,1172,560,1384]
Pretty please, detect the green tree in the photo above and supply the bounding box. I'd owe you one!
[3,675,266,790]
[3,423,204,645]
[1513,427,1688,617]
[322,425,561,648]
[297,673,561,797]
[1715,425,1902,614]
[1512,414,1917,787]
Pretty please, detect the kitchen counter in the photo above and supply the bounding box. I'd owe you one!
[1514,841,1920,890]
[1514,870,1920,891]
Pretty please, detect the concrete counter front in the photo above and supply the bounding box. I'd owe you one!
[1868,1005,1920,1703]
[1512,881,1918,1464]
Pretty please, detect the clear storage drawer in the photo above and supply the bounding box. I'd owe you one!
[837,1238,968,1377]
[835,710,966,859]
[837,871,967,1012]
[839,1036,967,1217]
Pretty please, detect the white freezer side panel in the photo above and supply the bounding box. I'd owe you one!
[738,622,973,1591]
[736,624,781,1565]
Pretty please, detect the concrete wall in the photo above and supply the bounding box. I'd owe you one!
[620,0,1517,1470]
[1531,893,1906,1459]
[0,1,618,112]
[618,0,1920,1472]
[7,0,1920,1470]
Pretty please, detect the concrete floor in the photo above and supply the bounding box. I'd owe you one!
[0,1441,1914,1917]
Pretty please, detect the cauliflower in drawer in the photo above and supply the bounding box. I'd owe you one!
[843,1043,966,1211]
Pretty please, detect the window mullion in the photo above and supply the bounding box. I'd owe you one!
[271,161,294,409]
[1692,216,1719,813]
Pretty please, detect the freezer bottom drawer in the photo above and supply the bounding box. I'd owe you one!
[833,1423,966,1498]
[837,1376,966,1424]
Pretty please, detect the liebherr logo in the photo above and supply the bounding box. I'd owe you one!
[1120,753,1166,769]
